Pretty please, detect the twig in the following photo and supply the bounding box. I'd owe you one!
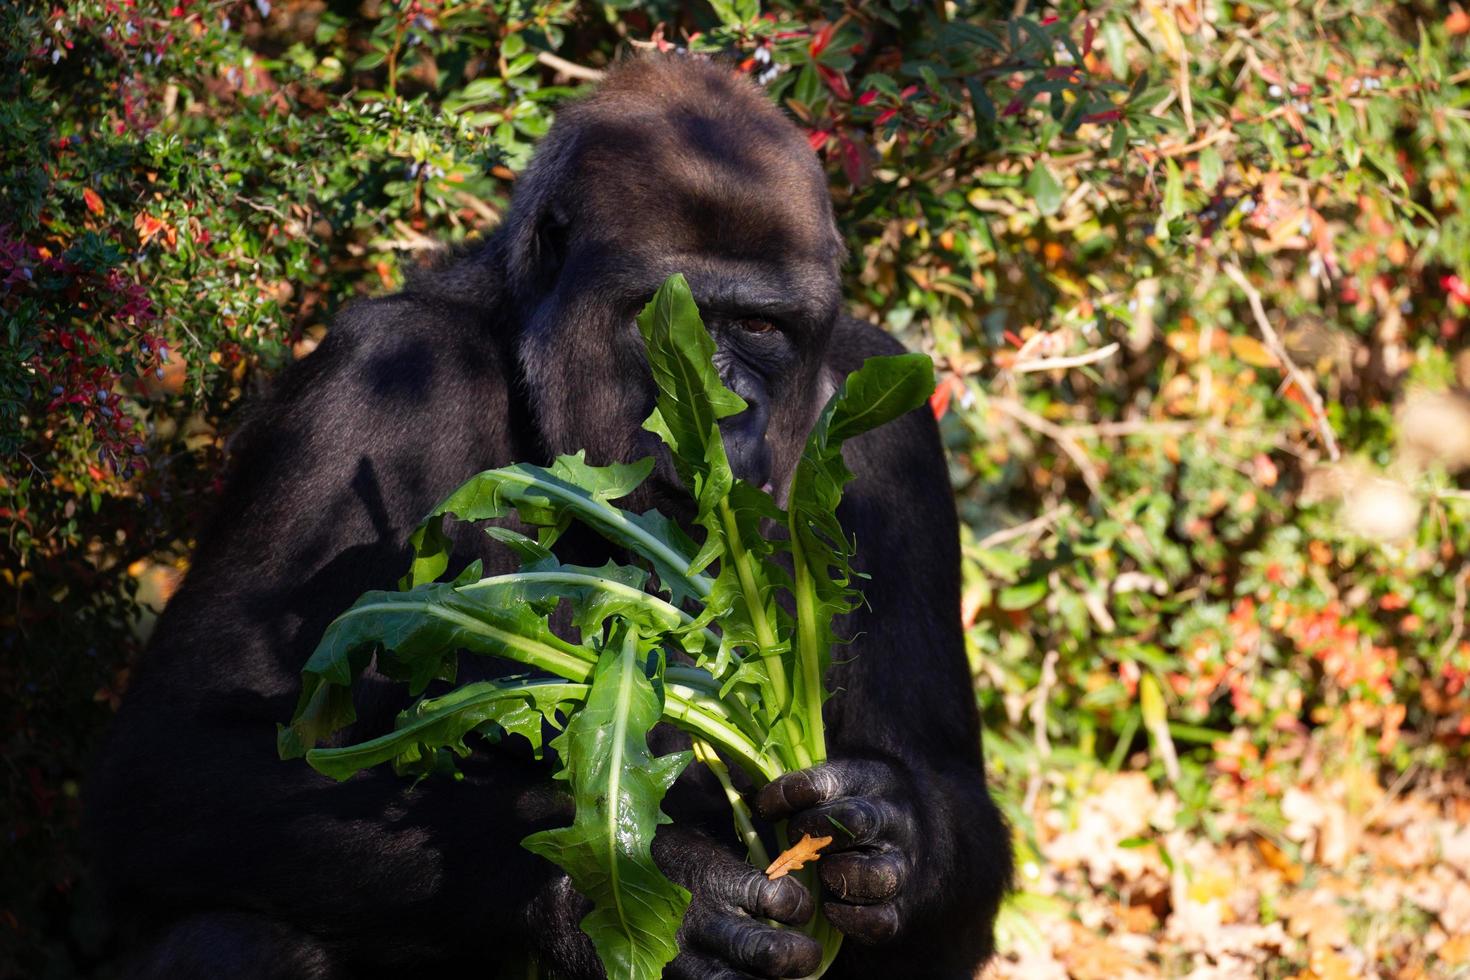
[1223,262,1341,461]
[1440,563,1470,660]
[536,51,605,82]
[237,196,287,220]
[990,398,1105,498]
[1009,342,1120,375]
[974,505,1067,551]
[1021,650,1059,815]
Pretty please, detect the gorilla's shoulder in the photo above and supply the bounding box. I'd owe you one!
[828,314,911,373]
[246,249,515,442]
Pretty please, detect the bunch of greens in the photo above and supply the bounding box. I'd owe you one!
[277,274,934,980]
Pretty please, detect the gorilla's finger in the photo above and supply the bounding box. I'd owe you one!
[687,915,823,979]
[788,797,906,848]
[824,901,902,945]
[712,862,814,926]
[818,851,906,904]
[755,759,895,820]
[665,951,762,980]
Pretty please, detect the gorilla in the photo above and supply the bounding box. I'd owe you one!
[87,55,1012,980]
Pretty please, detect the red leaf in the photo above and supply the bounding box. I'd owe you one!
[857,89,878,107]
[807,129,829,152]
[810,22,835,57]
[83,187,104,216]
[930,374,957,419]
[817,64,852,101]
[873,108,898,126]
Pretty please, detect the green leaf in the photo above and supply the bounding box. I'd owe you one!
[523,629,692,980]
[306,677,585,781]
[1026,163,1064,216]
[1198,147,1223,191]
[278,581,595,758]
[1162,157,1186,220]
[406,453,710,604]
[786,353,935,757]
[998,578,1047,611]
[637,273,746,523]
[1103,20,1130,80]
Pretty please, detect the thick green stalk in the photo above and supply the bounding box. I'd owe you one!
[691,739,770,868]
[716,498,813,771]
[786,531,828,765]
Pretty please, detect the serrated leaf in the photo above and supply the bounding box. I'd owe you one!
[786,353,934,756]
[764,833,833,880]
[522,630,692,980]
[278,581,595,758]
[306,677,585,781]
[407,454,710,605]
[637,273,746,524]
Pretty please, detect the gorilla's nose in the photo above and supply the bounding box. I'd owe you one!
[732,438,772,489]
[720,403,773,489]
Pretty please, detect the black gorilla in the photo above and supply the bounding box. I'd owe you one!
[87,56,1011,980]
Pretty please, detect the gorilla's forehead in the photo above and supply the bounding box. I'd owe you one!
[548,57,842,269]
[571,111,836,264]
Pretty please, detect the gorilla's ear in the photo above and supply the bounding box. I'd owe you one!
[502,129,579,307]
[532,201,570,293]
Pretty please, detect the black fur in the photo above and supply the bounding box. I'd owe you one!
[86,56,1011,980]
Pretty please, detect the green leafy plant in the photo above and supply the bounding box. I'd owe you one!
[277,273,934,979]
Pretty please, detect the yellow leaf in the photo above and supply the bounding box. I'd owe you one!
[764,834,833,881]
[1230,334,1279,368]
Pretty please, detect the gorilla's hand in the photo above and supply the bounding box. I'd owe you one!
[755,758,919,945]
[653,825,822,979]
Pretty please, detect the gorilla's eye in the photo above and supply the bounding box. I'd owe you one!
[738,318,777,335]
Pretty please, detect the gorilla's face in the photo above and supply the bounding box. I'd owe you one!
[510,58,845,512]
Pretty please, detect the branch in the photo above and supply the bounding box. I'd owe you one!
[1223,262,1341,462]
[1440,563,1470,660]
[974,505,1067,551]
[536,51,605,82]
[1009,342,1121,375]
[990,398,1105,498]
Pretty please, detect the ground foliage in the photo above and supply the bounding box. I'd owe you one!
[3,0,1469,976]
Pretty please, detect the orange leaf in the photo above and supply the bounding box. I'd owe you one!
[1229,334,1278,369]
[83,187,104,216]
[764,833,833,880]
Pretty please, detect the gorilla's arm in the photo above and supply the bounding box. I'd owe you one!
[86,295,600,975]
[758,318,1012,978]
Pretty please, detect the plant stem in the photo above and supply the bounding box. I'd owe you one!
[691,739,770,868]
[717,498,813,771]
[787,532,829,765]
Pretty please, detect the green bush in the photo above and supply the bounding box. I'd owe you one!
[3,0,1468,974]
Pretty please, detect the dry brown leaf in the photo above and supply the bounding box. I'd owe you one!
[1256,836,1305,884]
[765,834,833,880]
[1439,933,1470,965]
